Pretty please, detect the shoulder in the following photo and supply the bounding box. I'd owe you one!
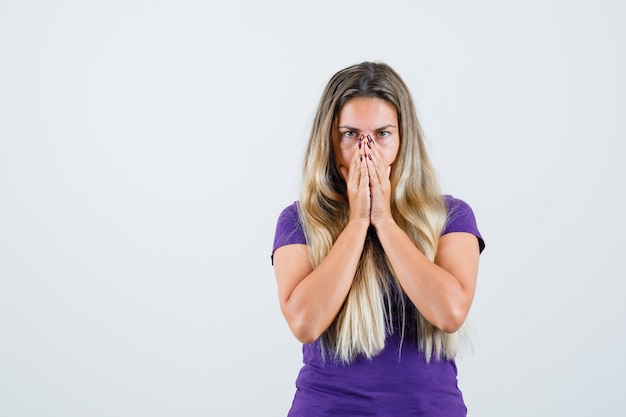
[275,201,303,239]
[277,201,300,224]
[272,201,307,263]
[442,195,485,253]
[443,195,474,221]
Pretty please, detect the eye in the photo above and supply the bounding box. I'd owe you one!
[377,131,390,138]
[342,131,357,139]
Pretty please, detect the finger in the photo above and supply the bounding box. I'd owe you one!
[366,148,382,188]
[368,141,389,184]
[339,166,348,181]
[345,142,365,192]
[359,149,369,190]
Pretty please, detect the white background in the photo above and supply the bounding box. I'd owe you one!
[1,1,625,416]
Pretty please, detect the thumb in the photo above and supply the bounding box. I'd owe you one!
[339,166,348,181]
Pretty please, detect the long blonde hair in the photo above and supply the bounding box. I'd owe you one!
[300,62,465,363]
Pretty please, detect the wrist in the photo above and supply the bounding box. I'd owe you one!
[347,217,371,229]
[371,215,397,233]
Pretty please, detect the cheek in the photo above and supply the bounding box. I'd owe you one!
[336,143,356,167]
[379,146,399,166]
[388,141,401,165]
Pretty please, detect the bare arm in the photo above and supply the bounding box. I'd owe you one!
[367,137,480,332]
[374,222,480,332]
[273,219,369,343]
[273,138,371,343]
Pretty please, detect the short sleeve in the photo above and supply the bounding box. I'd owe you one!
[443,195,485,253]
[271,201,307,264]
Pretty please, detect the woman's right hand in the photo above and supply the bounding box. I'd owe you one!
[276,135,372,343]
[339,135,371,225]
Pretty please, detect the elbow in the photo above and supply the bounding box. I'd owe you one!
[432,308,468,334]
[437,319,464,334]
[287,320,322,344]
[281,306,324,344]
[292,327,320,345]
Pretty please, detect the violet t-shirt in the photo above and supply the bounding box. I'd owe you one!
[272,196,485,417]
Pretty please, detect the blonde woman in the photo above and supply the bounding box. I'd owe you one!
[271,62,485,416]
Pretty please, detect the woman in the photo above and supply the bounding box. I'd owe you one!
[271,62,485,416]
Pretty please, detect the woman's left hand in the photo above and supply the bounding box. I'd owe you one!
[365,135,393,226]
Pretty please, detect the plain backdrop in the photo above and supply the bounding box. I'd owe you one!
[1,1,625,416]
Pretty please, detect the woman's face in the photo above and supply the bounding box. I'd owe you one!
[332,97,400,180]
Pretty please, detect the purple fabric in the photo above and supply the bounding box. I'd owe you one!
[271,195,485,416]
[272,196,484,260]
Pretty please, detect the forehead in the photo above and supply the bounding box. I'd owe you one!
[336,97,398,128]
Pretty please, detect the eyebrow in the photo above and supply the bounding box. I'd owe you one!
[337,124,398,131]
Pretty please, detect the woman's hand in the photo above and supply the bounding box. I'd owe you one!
[365,135,393,226]
[276,134,372,343]
[339,134,371,224]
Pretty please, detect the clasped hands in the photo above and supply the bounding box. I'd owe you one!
[338,134,393,227]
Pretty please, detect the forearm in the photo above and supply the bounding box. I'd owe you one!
[374,218,474,333]
[281,219,369,343]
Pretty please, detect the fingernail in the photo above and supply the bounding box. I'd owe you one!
[368,153,372,160]
[359,134,364,141]
[367,135,373,142]
[358,141,362,148]
[360,155,363,161]
[367,142,372,149]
